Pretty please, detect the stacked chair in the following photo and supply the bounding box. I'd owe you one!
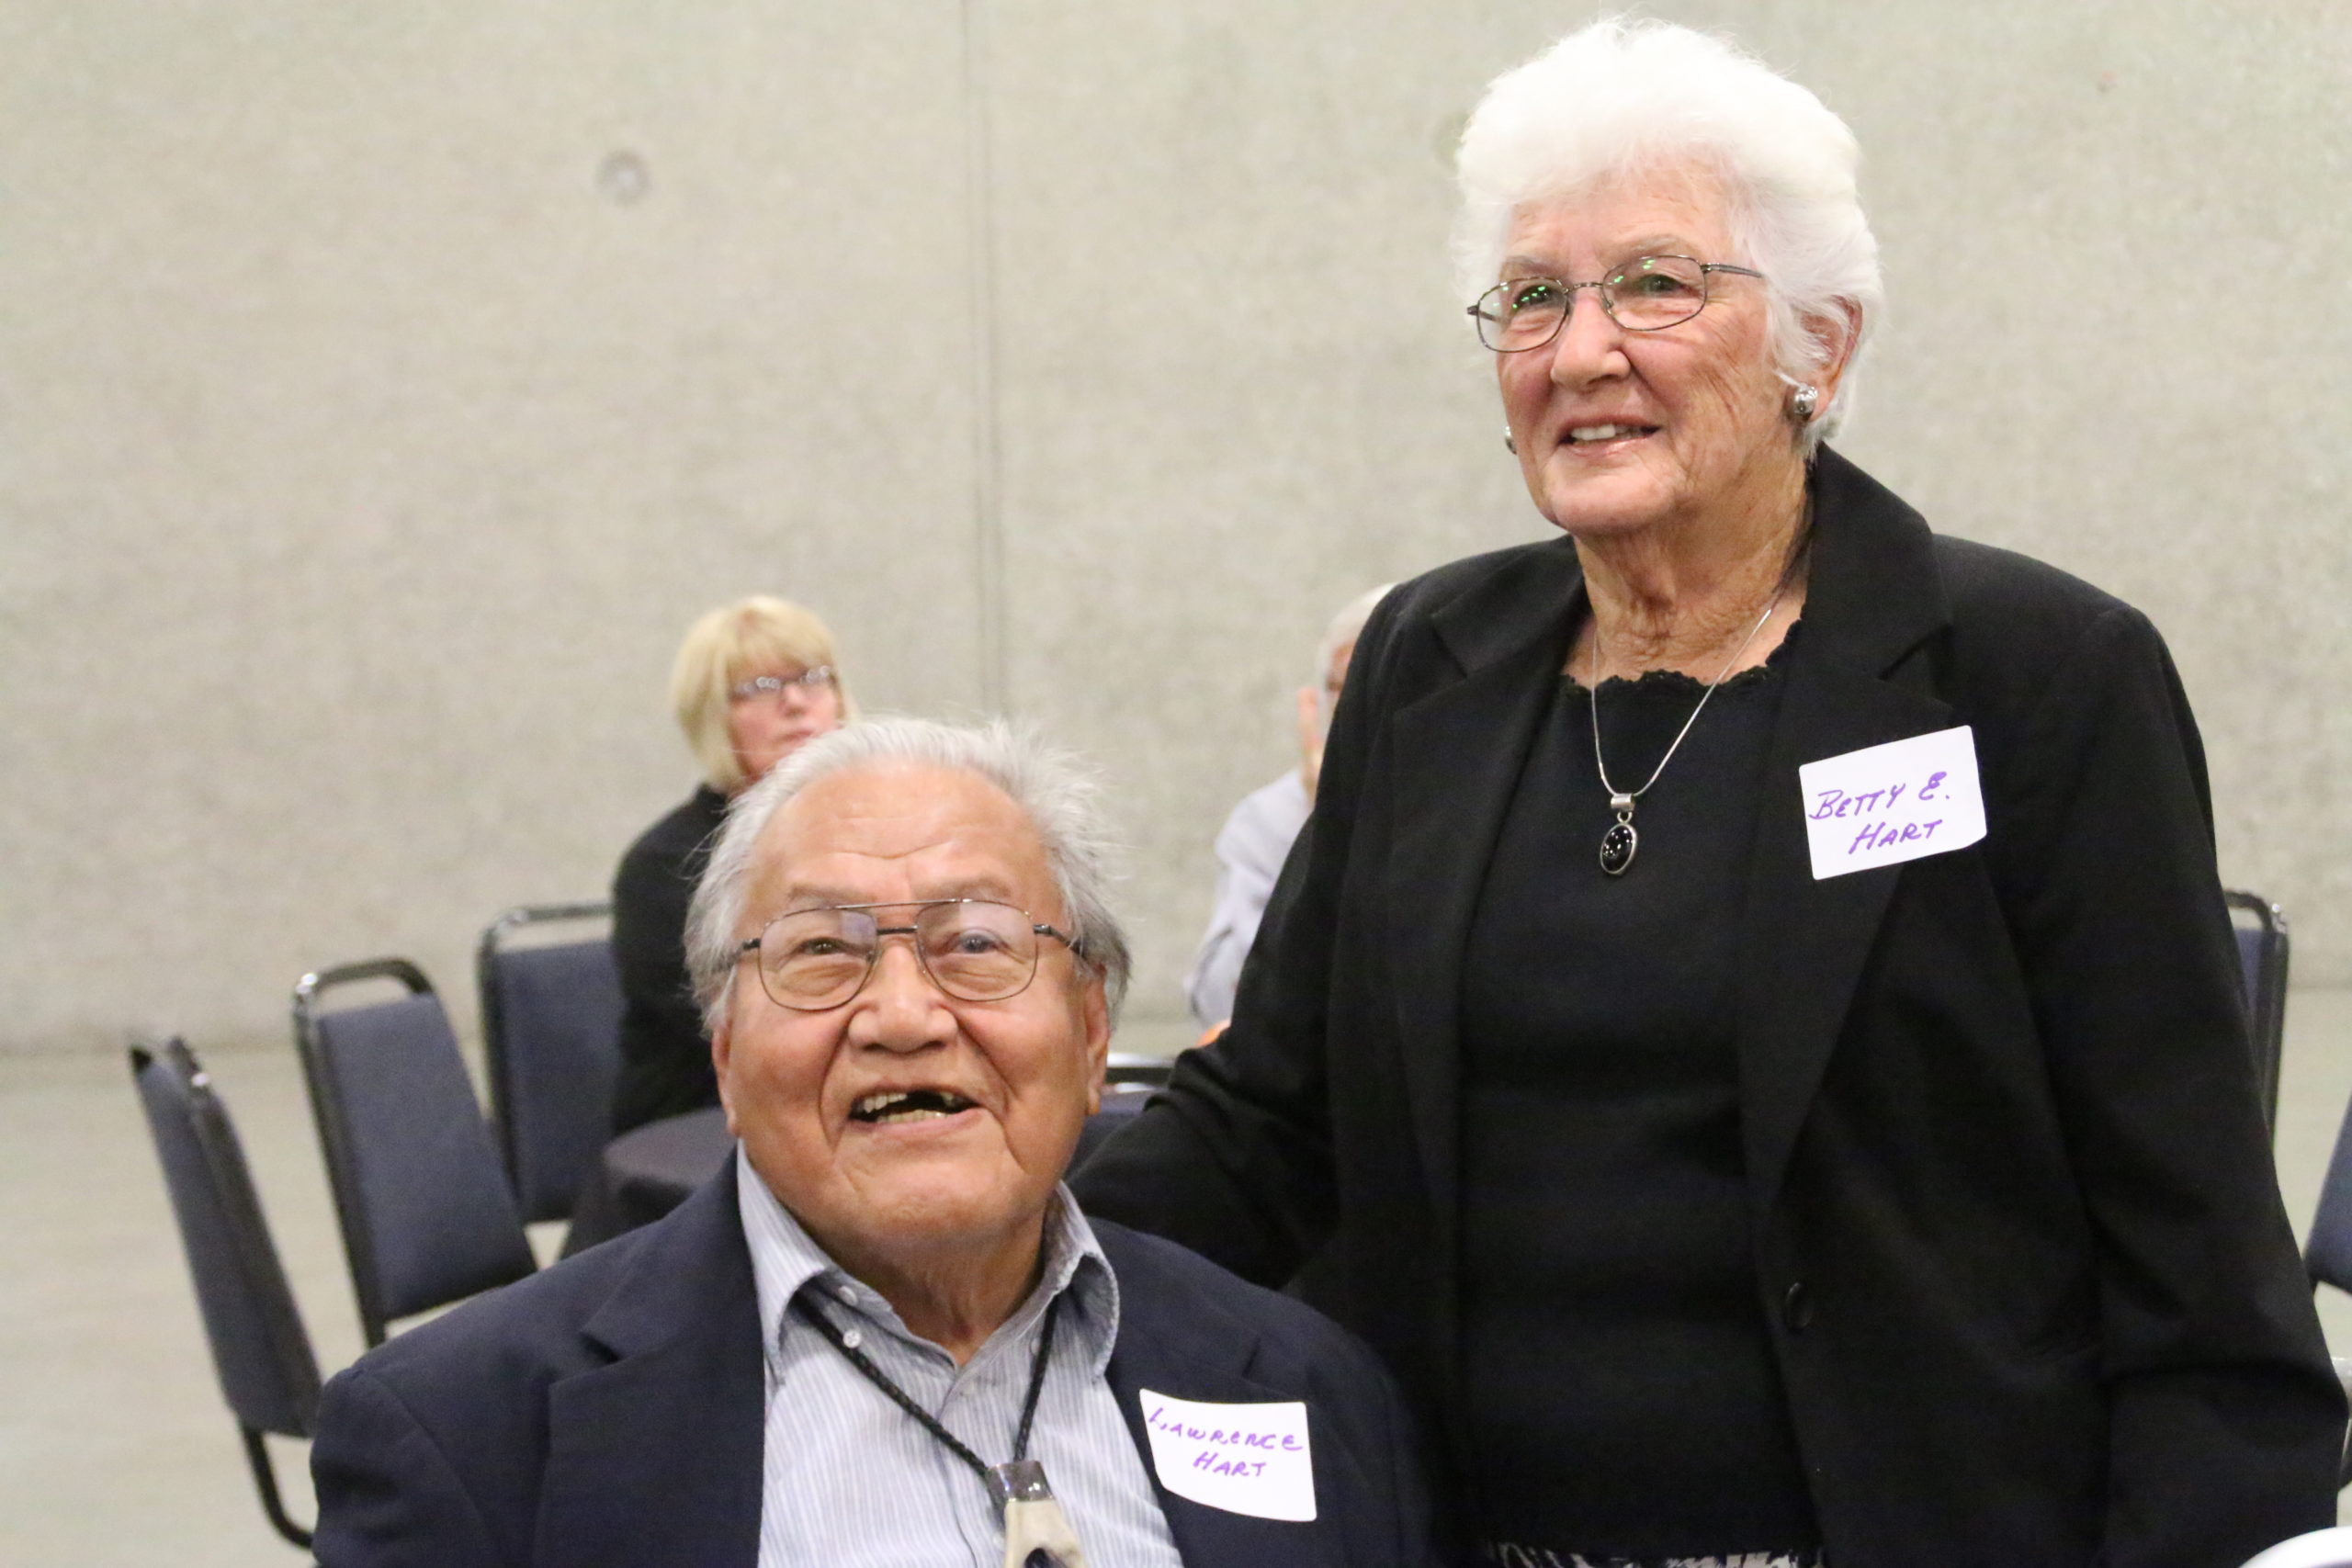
[2301,946,2352,1489]
[128,1038,321,1551]
[130,906,628,1541]
[290,959,537,1347]
[475,902,624,1225]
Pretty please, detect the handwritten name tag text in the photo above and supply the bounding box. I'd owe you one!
[1798,727,1985,880]
[1137,1390,1317,1521]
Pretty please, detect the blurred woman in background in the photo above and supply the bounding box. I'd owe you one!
[609,596,851,1133]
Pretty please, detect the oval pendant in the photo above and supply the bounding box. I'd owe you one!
[1600,818,1637,876]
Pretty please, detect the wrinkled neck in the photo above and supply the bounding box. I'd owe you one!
[1573,464,1808,682]
[817,1213,1049,1366]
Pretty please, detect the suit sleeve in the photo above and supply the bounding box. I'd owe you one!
[1991,604,2344,1564]
[311,1364,505,1568]
[1076,595,1407,1285]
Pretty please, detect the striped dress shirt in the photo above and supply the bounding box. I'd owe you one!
[737,1149,1186,1568]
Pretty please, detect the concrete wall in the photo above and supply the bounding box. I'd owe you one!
[5,0,2346,1055]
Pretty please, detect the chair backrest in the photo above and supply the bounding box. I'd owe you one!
[477,903,623,1223]
[1073,1081,1159,1173]
[1104,1052,1175,1089]
[130,1039,321,1439]
[2309,1095,2352,1298]
[2225,889,2290,1134]
[130,1038,322,1549]
[292,959,537,1345]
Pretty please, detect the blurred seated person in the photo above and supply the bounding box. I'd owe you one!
[610,596,851,1134]
[311,717,1437,1568]
[1183,584,1391,1032]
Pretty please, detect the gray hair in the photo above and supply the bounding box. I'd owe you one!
[685,716,1132,1032]
[1314,582,1395,724]
[1453,17,1883,448]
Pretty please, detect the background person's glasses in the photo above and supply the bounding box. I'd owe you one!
[729,666,834,703]
[1468,254,1765,350]
[736,898,1081,1011]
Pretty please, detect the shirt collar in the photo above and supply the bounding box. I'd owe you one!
[735,1145,1120,1376]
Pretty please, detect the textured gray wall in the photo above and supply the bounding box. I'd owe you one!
[5,1,2346,1055]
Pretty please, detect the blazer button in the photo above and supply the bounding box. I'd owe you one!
[1781,1281,1815,1333]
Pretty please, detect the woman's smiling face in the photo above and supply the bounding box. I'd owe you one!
[1495,164,1797,544]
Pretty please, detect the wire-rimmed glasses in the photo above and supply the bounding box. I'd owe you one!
[735,899,1082,1011]
[1468,254,1765,351]
[730,666,835,703]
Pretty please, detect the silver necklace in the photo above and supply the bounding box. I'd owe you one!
[1588,583,1787,877]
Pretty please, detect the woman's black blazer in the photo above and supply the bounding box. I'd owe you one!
[1076,448,2342,1568]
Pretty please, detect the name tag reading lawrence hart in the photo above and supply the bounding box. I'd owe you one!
[1799,725,1986,880]
[1137,1390,1317,1521]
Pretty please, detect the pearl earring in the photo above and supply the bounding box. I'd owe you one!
[1790,384,1820,422]
[1504,429,1517,455]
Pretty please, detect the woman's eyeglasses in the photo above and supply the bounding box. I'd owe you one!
[729,666,835,703]
[1469,254,1764,351]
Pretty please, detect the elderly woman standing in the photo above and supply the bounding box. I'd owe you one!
[609,596,851,1134]
[1077,21,2340,1568]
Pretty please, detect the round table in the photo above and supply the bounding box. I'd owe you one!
[563,1083,1159,1255]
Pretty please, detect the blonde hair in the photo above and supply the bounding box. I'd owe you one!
[669,597,855,793]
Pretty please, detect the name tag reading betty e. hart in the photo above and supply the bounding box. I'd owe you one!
[1136,1390,1316,1522]
[1798,725,1986,880]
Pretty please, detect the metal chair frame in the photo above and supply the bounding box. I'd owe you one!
[292,956,435,1346]
[475,900,616,1218]
[1104,1052,1174,1089]
[130,1038,318,1549]
[2223,889,2290,1136]
[296,955,537,1352]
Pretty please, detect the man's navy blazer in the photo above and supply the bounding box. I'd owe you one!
[310,1168,1436,1568]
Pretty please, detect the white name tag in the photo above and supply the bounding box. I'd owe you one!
[1136,1389,1316,1522]
[1798,726,1986,880]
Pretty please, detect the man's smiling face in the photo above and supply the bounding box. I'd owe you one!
[711,763,1107,1279]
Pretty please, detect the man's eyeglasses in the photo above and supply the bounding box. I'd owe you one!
[730,666,835,703]
[1468,254,1765,351]
[735,899,1082,1011]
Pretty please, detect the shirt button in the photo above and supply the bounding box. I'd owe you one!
[842,1329,863,1349]
[837,1284,857,1303]
[1781,1281,1815,1333]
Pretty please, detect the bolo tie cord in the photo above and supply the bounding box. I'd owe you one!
[788,1289,1062,1483]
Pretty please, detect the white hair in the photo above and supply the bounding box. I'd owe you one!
[1453,17,1883,447]
[1315,583,1395,684]
[1313,583,1396,724]
[684,716,1132,1032]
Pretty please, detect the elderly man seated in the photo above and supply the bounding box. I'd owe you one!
[310,717,1435,1568]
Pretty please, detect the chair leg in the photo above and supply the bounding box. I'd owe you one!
[241,1426,314,1550]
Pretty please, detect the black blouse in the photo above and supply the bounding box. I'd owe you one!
[1457,626,1818,1560]
[609,785,729,1134]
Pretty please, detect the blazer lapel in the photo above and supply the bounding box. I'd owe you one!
[536,1174,766,1568]
[1735,448,1955,1205]
[1102,1233,1348,1568]
[1385,537,1583,1268]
